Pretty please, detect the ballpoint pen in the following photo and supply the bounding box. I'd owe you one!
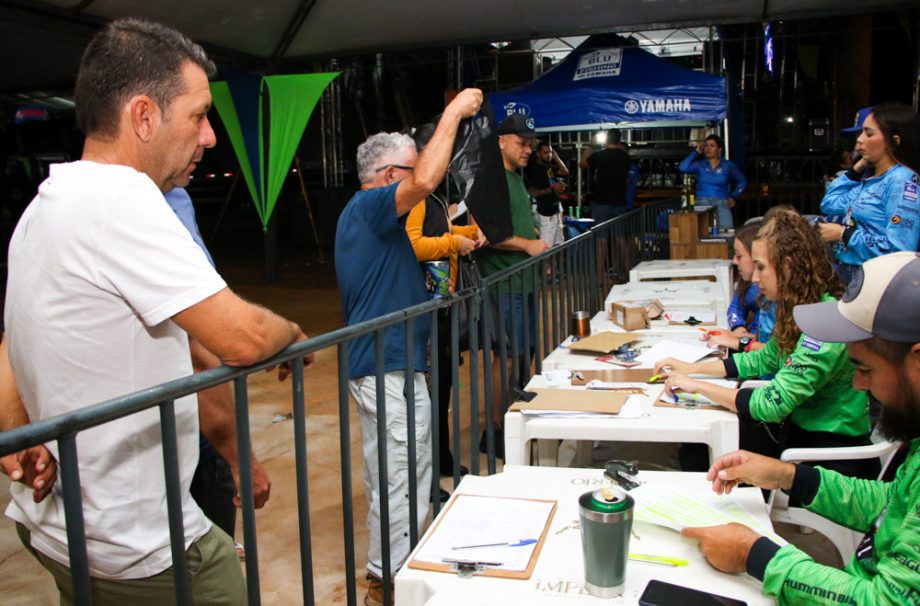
[451,538,537,550]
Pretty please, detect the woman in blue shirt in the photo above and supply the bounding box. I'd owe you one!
[679,134,747,230]
[819,103,920,285]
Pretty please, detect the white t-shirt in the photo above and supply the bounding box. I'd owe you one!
[4,161,227,579]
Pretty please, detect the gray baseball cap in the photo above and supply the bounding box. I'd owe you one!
[793,252,920,343]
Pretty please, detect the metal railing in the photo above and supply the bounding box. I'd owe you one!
[0,200,676,606]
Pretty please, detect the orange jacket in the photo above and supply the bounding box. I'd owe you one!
[405,202,479,291]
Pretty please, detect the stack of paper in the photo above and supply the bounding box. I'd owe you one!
[630,482,786,545]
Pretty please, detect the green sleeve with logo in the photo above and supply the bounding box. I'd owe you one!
[762,440,920,605]
[731,296,869,436]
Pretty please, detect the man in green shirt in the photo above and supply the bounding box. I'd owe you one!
[683,251,920,605]
[477,114,549,452]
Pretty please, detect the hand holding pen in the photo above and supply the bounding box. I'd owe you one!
[662,371,703,403]
[651,357,691,377]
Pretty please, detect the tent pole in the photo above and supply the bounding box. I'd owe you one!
[576,131,583,206]
[264,211,279,282]
[208,172,239,246]
[320,84,328,189]
[295,156,326,263]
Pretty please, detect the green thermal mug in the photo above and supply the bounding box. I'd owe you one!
[578,487,634,598]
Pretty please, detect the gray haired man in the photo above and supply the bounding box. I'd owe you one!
[334,89,482,605]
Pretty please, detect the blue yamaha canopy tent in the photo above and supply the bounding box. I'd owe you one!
[490,46,727,131]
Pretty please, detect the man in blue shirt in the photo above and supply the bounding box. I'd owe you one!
[335,89,482,606]
[164,187,272,549]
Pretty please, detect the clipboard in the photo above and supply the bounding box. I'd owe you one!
[570,368,657,384]
[407,494,557,579]
[508,388,629,414]
[567,331,638,354]
[654,399,724,411]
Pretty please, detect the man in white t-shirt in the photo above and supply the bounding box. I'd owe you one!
[0,18,307,604]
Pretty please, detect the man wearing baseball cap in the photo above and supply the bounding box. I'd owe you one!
[682,251,920,604]
[476,113,549,453]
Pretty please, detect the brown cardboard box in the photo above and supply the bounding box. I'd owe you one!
[607,299,664,331]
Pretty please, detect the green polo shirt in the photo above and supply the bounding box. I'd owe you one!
[477,170,539,293]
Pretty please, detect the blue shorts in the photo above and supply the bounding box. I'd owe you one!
[488,292,536,358]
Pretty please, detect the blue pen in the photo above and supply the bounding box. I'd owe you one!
[452,538,537,550]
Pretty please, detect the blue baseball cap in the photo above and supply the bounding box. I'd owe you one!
[841,107,872,134]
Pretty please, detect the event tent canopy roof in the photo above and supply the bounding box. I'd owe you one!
[1,0,915,94]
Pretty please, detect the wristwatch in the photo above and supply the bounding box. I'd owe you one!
[738,337,752,353]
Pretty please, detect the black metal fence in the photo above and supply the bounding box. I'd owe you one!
[0,200,676,606]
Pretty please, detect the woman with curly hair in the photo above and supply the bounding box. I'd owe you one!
[653,213,877,479]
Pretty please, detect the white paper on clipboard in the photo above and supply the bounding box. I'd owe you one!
[411,495,556,572]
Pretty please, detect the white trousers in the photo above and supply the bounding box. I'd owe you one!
[350,372,432,579]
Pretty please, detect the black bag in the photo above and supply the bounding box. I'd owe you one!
[454,100,513,246]
[451,257,482,351]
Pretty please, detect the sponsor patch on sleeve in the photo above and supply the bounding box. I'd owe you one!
[904,182,918,203]
[801,336,823,351]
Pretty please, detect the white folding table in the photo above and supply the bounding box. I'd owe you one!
[605,281,729,323]
[628,259,735,307]
[395,466,774,606]
[504,374,739,467]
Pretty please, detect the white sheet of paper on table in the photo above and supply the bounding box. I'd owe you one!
[541,370,573,387]
[636,339,718,366]
[412,495,556,572]
[630,482,786,545]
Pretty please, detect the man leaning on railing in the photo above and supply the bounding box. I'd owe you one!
[1,18,312,605]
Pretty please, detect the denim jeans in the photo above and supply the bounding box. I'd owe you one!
[698,196,733,230]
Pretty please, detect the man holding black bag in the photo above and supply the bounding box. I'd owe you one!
[404,124,486,480]
[335,88,482,606]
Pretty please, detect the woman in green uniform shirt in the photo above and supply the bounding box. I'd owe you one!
[653,212,877,479]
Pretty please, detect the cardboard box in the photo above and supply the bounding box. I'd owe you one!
[608,299,664,331]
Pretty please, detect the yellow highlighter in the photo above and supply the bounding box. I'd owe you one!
[628,552,689,567]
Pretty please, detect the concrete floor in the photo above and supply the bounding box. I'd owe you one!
[0,255,842,604]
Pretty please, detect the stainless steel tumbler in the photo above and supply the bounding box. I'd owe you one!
[578,487,634,598]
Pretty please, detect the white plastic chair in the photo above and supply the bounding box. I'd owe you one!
[768,433,900,563]
[739,380,902,563]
